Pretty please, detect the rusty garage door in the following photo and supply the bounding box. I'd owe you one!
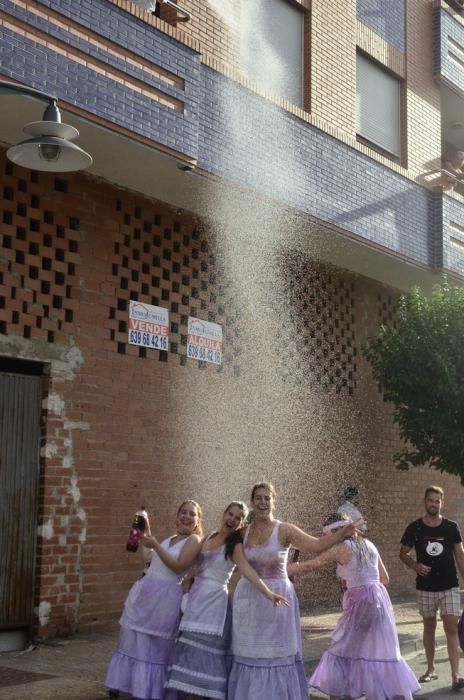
[0,360,42,651]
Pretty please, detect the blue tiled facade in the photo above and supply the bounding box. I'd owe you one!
[0,0,457,273]
[357,0,406,52]
[199,67,434,266]
[433,7,464,96]
[0,0,201,159]
[442,196,464,274]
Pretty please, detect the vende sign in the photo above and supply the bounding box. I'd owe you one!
[187,317,223,365]
[128,301,169,350]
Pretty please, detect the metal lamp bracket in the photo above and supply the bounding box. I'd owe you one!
[159,0,191,22]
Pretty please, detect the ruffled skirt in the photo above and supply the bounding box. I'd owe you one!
[105,627,175,700]
[165,609,231,699]
[228,574,308,699]
[228,653,308,700]
[309,583,420,700]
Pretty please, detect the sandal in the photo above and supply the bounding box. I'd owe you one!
[452,678,464,691]
[419,672,438,682]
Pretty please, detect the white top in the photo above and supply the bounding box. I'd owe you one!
[232,522,301,659]
[180,540,236,636]
[336,538,379,589]
[146,536,187,581]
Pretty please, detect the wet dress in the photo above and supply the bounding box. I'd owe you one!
[105,536,188,700]
[227,521,308,700]
[165,537,235,699]
[309,538,421,700]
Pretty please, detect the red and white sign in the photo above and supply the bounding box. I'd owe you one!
[187,317,223,365]
[128,301,169,351]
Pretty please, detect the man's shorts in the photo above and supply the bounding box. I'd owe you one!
[417,587,461,618]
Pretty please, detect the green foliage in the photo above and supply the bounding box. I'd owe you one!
[363,282,464,482]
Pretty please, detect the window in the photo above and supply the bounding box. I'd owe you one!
[356,53,401,159]
[240,0,304,106]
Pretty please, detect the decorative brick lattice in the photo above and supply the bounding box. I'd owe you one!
[108,198,234,370]
[278,259,358,394]
[377,290,398,329]
[374,290,399,394]
[0,157,80,344]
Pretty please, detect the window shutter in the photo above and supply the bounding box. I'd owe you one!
[357,53,401,156]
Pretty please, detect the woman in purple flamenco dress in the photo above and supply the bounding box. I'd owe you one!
[105,500,204,700]
[227,482,356,700]
[165,500,288,699]
[293,513,420,700]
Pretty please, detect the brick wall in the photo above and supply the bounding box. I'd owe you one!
[171,0,241,67]
[0,0,202,160]
[0,0,440,185]
[198,67,437,267]
[434,5,464,95]
[405,0,442,178]
[310,0,357,135]
[442,194,464,273]
[357,0,406,51]
[2,148,463,634]
[0,0,446,261]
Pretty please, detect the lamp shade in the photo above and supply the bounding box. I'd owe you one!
[7,135,93,172]
[23,120,79,141]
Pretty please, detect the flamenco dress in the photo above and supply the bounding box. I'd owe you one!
[309,538,421,700]
[165,538,235,699]
[227,521,308,700]
[105,536,187,700]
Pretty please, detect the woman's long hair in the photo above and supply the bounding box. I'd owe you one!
[223,500,248,560]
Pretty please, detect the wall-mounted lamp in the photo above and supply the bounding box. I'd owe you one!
[0,80,93,172]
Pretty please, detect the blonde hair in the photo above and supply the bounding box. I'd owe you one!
[424,486,444,500]
[177,500,203,537]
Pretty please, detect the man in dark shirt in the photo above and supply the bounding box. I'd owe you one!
[400,485,464,690]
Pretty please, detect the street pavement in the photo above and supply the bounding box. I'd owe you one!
[0,600,462,699]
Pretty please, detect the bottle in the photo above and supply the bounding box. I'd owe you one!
[288,547,300,584]
[126,507,148,552]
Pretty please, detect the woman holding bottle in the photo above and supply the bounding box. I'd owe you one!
[105,500,203,700]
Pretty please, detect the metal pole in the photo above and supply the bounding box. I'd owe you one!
[159,0,191,22]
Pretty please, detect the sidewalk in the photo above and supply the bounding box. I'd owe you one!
[301,599,429,673]
[0,599,452,700]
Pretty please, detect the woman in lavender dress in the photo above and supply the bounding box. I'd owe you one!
[105,500,203,700]
[294,513,420,700]
[227,483,356,700]
[165,500,288,699]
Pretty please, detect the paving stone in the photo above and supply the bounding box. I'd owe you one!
[0,600,445,700]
